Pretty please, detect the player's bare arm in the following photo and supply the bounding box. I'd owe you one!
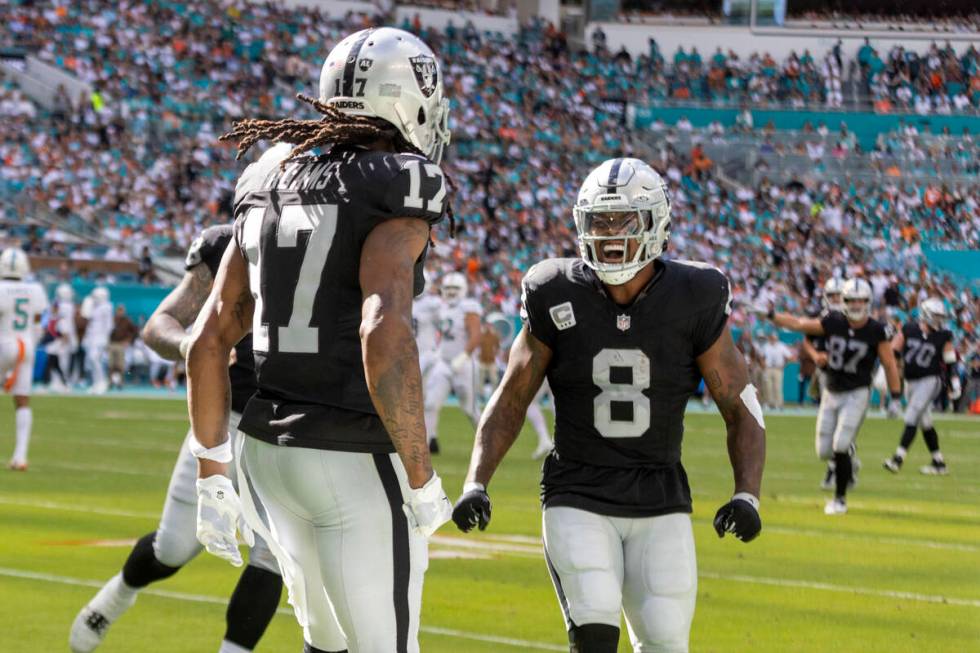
[698,326,766,499]
[453,328,551,532]
[464,311,481,354]
[143,262,213,361]
[801,337,826,367]
[891,329,905,353]
[186,243,252,480]
[878,339,902,395]
[360,216,433,489]
[771,311,824,336]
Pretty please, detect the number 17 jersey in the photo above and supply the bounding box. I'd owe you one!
[233,144,447,453]
[521,258,731,518]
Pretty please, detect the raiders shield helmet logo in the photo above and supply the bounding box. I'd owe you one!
[409,55,438,98]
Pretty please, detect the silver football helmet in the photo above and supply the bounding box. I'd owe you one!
[919,297,947,329]
[319,27,451,163]
[0,248,30,280]
[822,277,845,313]
[841,278,872,322]
[573,158,671,286]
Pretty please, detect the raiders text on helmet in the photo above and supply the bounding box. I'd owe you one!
[318,27,451,164]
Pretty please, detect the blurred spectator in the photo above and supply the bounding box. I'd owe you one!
[108,305,139,390]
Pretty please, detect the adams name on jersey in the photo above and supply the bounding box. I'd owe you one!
[185,224,257,414]
[232,144,447,453]
[521,257,731,518]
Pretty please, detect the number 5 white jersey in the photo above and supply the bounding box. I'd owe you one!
[0,280,48,344]
[436,297,482,362]
[520,258,731,518]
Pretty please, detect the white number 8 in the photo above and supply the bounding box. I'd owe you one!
[592,348,651,438]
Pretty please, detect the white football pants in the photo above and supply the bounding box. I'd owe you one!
[815,386,870,459]
[241,438,428,653]
[424,356,479,439]
[904,376,942,429]
[543,507,697,652]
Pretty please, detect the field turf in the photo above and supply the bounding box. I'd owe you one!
[1,396,978,652]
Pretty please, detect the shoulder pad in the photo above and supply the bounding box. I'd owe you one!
[186,224,234,275]
[522,259,575,291]
[234,143,294,209]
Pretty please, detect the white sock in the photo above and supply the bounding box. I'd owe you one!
[12,407,31,462]
[896,446,907,460]
[218,640,251,653]
[90,573,138,619]
[526,403,551,447]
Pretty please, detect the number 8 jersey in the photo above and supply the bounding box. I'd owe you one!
[233,144,447,453]
[521,258,731,518]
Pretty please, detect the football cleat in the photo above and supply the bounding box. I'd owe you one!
[531,441,553,460]
[820,466,835,490]
[919,461,948,476]
[7,459,27,472]
[882,456,903,473]
[824,498,848,515]
[70,574,137,652]
[428,438,440,455]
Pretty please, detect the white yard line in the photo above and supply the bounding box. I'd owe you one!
[0,567,567,651]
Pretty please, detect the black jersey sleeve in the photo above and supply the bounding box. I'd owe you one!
[820,311,844,334]
[382,154,448,226]
[185,225,233,277]
[519,260,564,349]
[871,319,889,346]
[688,266,732,356]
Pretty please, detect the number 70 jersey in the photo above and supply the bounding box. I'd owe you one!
[232,144,447,453]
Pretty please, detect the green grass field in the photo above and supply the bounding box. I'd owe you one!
[1,396,978,652]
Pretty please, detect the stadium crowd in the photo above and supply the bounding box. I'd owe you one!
[1,1,979,384]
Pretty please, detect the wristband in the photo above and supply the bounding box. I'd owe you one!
[188,436,233,463]
[463,481,486,494]
[732,492,760,510]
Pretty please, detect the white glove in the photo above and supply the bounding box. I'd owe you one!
[886,399,902,419]
[450,352,471,374]
[949,376,962,401]
[196,475,254,566]
[403,471,453,537]
[745,301,772,318]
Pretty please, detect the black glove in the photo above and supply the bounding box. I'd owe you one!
[713,496,761,543]
[452,487,492,533]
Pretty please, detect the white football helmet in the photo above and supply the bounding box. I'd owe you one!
[56,283,74,302]
[441,272,467,304]
[822,277,845,313]
[319,27,451,163]
[91,287,110,304]
[573,158,671,286]
[0,248,30,280]
[919,297,947,329]
[841,278,872,322]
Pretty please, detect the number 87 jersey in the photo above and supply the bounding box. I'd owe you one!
[232,144,447,453]
[520,258,731,518]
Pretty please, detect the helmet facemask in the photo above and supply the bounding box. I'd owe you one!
[823,292,844,313]
[843,297,870,322]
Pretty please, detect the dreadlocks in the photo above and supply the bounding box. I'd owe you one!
[220,93,455,235]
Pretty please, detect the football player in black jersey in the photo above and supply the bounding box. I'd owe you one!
[883,297,958,475]
[185,28,453,653]
[70,226,348,653]
[452,158,766,653]
[765,278,902,515]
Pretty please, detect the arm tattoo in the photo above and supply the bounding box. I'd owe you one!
[232,287,252,330]
[143,264,212,361]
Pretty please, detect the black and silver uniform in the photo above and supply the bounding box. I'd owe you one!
[521,258,731,518]
[805,308,831,352]
[232,146,446,453]
[185,225,256,414]
[818,312,889,392]
[900,322,952,380]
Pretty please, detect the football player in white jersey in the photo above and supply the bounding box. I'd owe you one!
[0,248,49,470]
[412,286,443,385]
[424,272,482,452]
[81,287,113,394]
[46,283,78,391]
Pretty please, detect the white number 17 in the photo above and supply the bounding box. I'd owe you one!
[402,160,446,213]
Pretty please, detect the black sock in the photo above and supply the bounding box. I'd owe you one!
[303,643,348,653]
[899,424,917,451]
[121,532,181,589]
[225,565,283,650]
[922,427,940,454]
[569,623,620,653]
[834,452,852,500]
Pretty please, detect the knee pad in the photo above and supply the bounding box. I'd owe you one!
[153,522,203,568]
[569,623,620,653]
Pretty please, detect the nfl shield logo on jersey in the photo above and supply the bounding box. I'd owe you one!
[617,314,631,331]
[409,55,438,97]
